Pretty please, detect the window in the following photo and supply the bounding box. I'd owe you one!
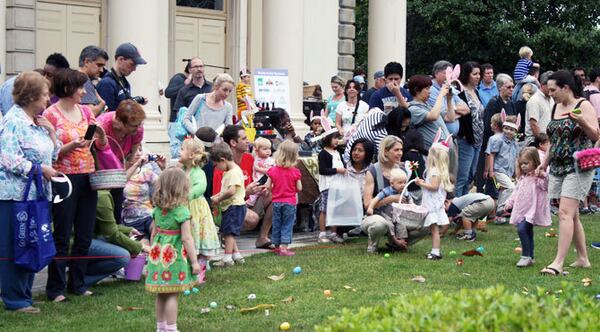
[176,0,223,11]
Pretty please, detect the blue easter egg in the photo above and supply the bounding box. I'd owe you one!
[293,266,302,274]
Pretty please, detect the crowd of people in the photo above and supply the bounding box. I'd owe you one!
[1,42,600,331]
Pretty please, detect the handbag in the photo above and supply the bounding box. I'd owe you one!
[13,164,56,272]
[174,94,206,140]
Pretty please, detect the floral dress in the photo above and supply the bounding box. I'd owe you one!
[145,206,197,293]
[188,167,220,256]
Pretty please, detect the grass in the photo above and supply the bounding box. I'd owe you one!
[1,216,599,331]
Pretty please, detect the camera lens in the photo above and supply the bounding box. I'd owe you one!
[132,96,144,104]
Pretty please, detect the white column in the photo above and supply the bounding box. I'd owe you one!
[368,0,407,86]
[0,0,6,83]
[303,0,338,92]
[262,0,304,130]
[107,0,170,154]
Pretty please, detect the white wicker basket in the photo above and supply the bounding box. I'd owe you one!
[391,179,428,230]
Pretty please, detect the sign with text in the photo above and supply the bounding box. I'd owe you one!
[253,68,290,111]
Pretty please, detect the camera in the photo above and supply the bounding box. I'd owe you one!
[147,154,157,162]
[131,96,145,104]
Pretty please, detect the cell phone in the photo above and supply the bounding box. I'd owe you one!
[257,174,268,185]
[84,124,97,140]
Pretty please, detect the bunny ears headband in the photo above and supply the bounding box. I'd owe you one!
[431,128,452,152]
[501,109,520,131]
[445,64,463,92]
[309,110,322,123]
[311,109,338,142]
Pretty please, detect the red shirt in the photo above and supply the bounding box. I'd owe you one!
[212,153,254,195]
[267,166,301,204]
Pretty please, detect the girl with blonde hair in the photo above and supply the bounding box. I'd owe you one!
[416,130,454,260]
[179,138,219,264]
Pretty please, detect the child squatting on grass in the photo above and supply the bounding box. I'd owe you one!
[210,143,248,267]
[146,168,200,332]
[415,129,454,260]
[504,147,551,267]
[265,140,303,256]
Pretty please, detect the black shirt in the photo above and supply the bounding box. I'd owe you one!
[173,81,213,115]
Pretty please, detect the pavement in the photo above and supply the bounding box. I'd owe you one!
[30,231,320,295]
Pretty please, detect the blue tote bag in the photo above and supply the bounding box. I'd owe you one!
[13,164,56,272]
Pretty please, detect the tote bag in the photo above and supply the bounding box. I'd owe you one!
[13,164,56,272]
[326,175,363,226]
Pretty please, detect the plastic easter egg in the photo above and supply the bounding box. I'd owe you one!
[280,322,291,330]
[293,266,302,275]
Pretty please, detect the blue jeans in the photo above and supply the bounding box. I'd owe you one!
[517,220,534,258]
[84,239,130,287]
[0,201,35,310]
[272,203,296,245]
[456,138,481,196]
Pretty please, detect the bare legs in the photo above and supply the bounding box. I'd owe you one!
[546,197,590,272]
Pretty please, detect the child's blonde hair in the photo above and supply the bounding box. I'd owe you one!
[152,167,190,210]
[520,83,535,101]
[426,145,454,192]
[490,113,503,130]
[390,168,407,184]
[253,137,272,151]
[519,46,533,58]
[273,140,299,168]
[516,147,541,177]
[181,138,208,167]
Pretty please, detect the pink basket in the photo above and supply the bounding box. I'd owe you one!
[124,254,147,281]
[574,148,600,171]
[390,179,428,230]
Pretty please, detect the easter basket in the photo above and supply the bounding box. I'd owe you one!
[391,179,428,230]
[89,136,127,190]
[573,148,600,172]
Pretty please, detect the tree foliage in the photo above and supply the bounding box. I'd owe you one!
[355,0,600,77]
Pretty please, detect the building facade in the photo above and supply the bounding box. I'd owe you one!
[1,0,406,156]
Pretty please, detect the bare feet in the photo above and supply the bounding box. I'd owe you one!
[569,260,591,268]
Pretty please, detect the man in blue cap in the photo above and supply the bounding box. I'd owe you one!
[97,42,148,112]
[361,70,385,104]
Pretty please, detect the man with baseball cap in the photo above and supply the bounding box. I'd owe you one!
[97,42,148,112]
[361,70,385,104]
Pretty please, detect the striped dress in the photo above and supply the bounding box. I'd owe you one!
[343,109,387,164]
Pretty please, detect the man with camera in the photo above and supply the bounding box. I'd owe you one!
[173,57,213,112]
[97,42,148,112]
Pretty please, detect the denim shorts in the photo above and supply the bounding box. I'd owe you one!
[220,205,247,236]
[319,190,329,212]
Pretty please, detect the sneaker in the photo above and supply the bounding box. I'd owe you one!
[347,227,363,237]
[233,256,245,264]
[580,207,591,215]
[426,253,442,260]
[516,256,534,267]
[318,234,331,243]
[277,249,295,256]
[590,205,600,213]
[550,206,559,215]
[591,242,600,250]
[366,245,377,254]
[456,232,477,242]
[328,233,345,244]
[212,259,235,268]
[494,217,509,225]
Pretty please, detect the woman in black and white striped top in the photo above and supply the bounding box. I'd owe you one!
[343,107,411,164]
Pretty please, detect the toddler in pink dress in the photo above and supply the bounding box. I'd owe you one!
[504,147,551,268]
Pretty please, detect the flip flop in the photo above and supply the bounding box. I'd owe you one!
[255,242,275,250]
[539,266,562,276]
[51,295,68,303]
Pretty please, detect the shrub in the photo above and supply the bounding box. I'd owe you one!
[316,284,600,332]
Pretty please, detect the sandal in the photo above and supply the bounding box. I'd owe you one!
[255,242,275,250]
[539,266,562,276]
[51,295,68,303]
[15,306,40,314]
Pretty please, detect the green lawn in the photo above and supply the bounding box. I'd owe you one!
[1,216,599,331]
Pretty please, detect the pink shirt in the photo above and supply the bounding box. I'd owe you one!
[267,165,301,204]
[506,175,551,227]
[96,112,144,169]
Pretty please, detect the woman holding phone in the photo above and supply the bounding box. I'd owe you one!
[43,68,106,302]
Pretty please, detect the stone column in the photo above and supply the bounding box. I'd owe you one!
[368,0,407,86]
[338,0,355,81]
[262,0,304,130]
[0,0,6,83]
[5,0,35,76]
[107,0,170,155]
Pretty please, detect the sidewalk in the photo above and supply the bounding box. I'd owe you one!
[31,231,319,295]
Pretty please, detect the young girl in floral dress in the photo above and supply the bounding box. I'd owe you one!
[179,138,220,263]
[146,168,200,332]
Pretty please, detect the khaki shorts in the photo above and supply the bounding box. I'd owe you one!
[548,170,594,201]
[250,193,270,219]
[459,197,495,221]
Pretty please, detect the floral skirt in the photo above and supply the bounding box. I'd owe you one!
[145,234,197,293]
[189,197,220,257]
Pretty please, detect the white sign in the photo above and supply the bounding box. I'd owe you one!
[253,68,290,111]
